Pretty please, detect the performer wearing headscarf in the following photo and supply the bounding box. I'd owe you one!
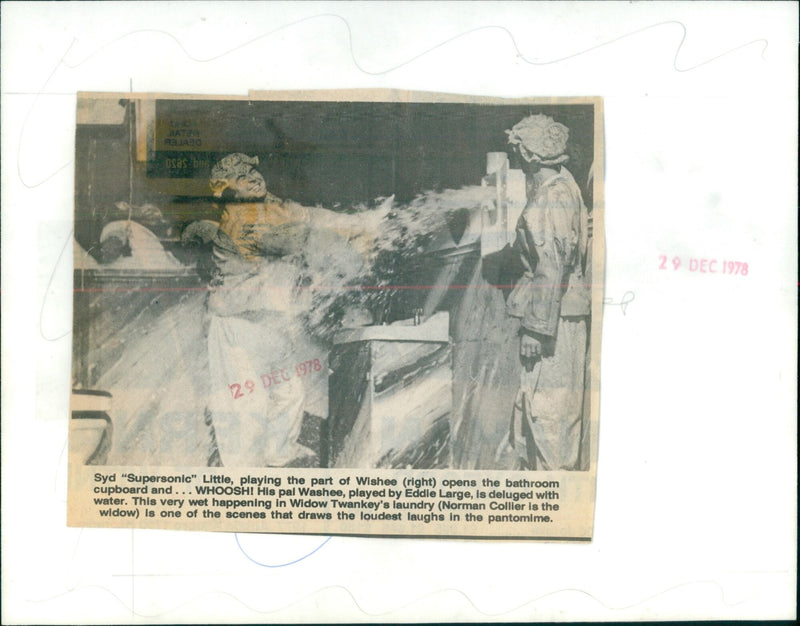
[505,115,590,470]
[200,153,377,467]
[203,153,319,467]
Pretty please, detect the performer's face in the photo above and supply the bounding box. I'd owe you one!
[517,152,542,176]
[210,167,267,200]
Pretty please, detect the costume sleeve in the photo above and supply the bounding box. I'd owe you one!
[302,204,379,258]
[507,179,579,337]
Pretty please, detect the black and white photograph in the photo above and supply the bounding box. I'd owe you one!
[68,91,603,537]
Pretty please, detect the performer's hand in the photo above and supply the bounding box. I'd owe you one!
[520,334,542,360]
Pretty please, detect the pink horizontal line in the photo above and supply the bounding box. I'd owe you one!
[73,283,598,293]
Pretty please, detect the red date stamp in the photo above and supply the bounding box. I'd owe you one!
[659,255,749,276]
[228,358,322,399]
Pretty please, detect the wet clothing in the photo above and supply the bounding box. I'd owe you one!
[206,199,315,467]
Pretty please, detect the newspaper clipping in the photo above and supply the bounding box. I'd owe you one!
[68,91,604,539]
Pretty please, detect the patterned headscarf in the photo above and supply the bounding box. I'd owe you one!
[506,114,570,166]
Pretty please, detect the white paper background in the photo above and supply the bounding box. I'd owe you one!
[2,1,796,622]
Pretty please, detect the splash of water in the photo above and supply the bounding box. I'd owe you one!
[301,185,492,339]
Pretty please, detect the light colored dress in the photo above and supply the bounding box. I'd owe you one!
[206,200,317,467]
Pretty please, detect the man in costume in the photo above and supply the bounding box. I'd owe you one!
[505,115,591,470]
